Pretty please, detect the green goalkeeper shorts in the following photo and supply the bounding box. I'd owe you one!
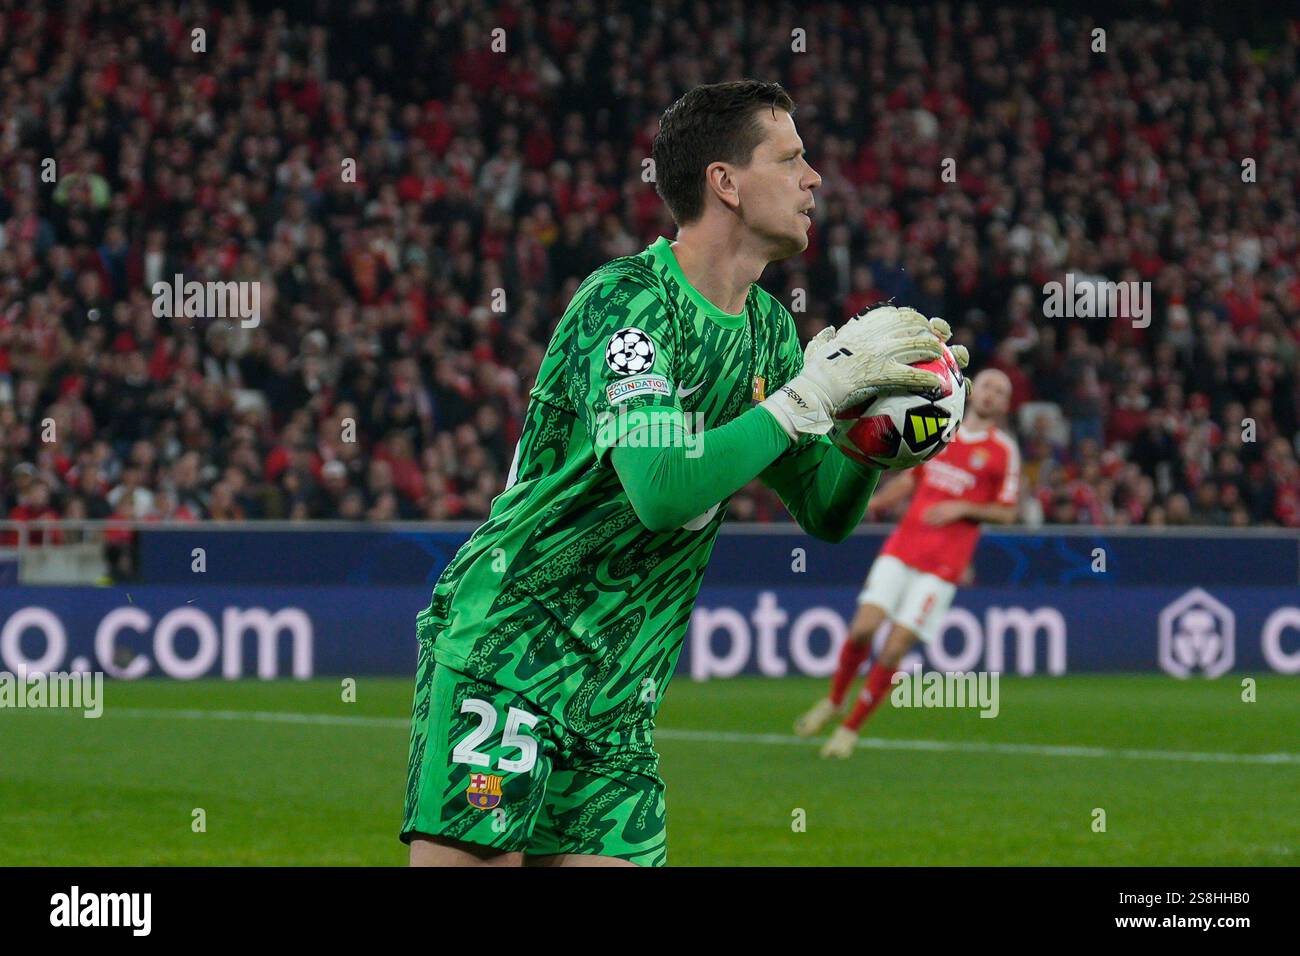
[400,648,667,866]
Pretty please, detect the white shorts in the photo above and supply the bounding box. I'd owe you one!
[857,554,957,644]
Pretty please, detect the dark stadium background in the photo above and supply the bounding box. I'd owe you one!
[2,0,1299,537]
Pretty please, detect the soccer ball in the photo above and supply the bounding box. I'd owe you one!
[605,327,656,375]
[831,342,966,470]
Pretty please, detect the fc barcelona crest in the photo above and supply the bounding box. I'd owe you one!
[466,772,503,810]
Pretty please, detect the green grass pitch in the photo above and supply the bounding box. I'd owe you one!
[2,675,1297,865]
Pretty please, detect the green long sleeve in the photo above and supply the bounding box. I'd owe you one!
[609,405,880,539]
[760,436,882,542]
[610,406,792,532]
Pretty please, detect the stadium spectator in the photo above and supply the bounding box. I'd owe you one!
[1,1,1298,538]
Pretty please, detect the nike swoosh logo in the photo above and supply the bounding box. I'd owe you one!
[676,381,705,399]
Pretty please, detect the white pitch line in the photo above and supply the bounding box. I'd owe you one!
[102,707,1300,766]
[653,727,1300,765]
[114,707,409,728]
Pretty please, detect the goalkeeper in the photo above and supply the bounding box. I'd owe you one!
[402,80,964,866]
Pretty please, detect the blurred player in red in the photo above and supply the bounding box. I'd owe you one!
[794,369,1020,758]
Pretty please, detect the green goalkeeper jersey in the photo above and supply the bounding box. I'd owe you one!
[418,236,803,742]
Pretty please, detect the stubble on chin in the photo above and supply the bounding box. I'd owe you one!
[778,230,809,260]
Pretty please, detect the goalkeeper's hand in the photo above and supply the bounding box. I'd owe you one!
[926,314,972,400]
[761,306,955,441]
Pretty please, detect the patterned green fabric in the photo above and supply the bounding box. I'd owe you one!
[403,237,810,861]
[401,654,666,865]
[416,237,803,742]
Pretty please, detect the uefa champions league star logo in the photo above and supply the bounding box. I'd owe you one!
[605,327,656,375]
[1157,588,1235,678]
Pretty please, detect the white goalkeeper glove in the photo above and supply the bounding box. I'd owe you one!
[925,315,969,369]
[926,314,972,399]
[761,306,951,441]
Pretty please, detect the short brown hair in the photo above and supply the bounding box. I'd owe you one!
[652,80,796,226]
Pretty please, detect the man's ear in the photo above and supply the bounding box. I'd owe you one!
[704,161,741,212]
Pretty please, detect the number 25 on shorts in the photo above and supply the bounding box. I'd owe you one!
[451,699,540,774]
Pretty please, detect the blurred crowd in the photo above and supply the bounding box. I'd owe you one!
[1,0,1298,539]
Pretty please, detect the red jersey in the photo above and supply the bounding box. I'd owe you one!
[880,426,1020,583]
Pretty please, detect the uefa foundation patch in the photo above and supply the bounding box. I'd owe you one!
[606,374,671,405]
[466,772,503,810]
